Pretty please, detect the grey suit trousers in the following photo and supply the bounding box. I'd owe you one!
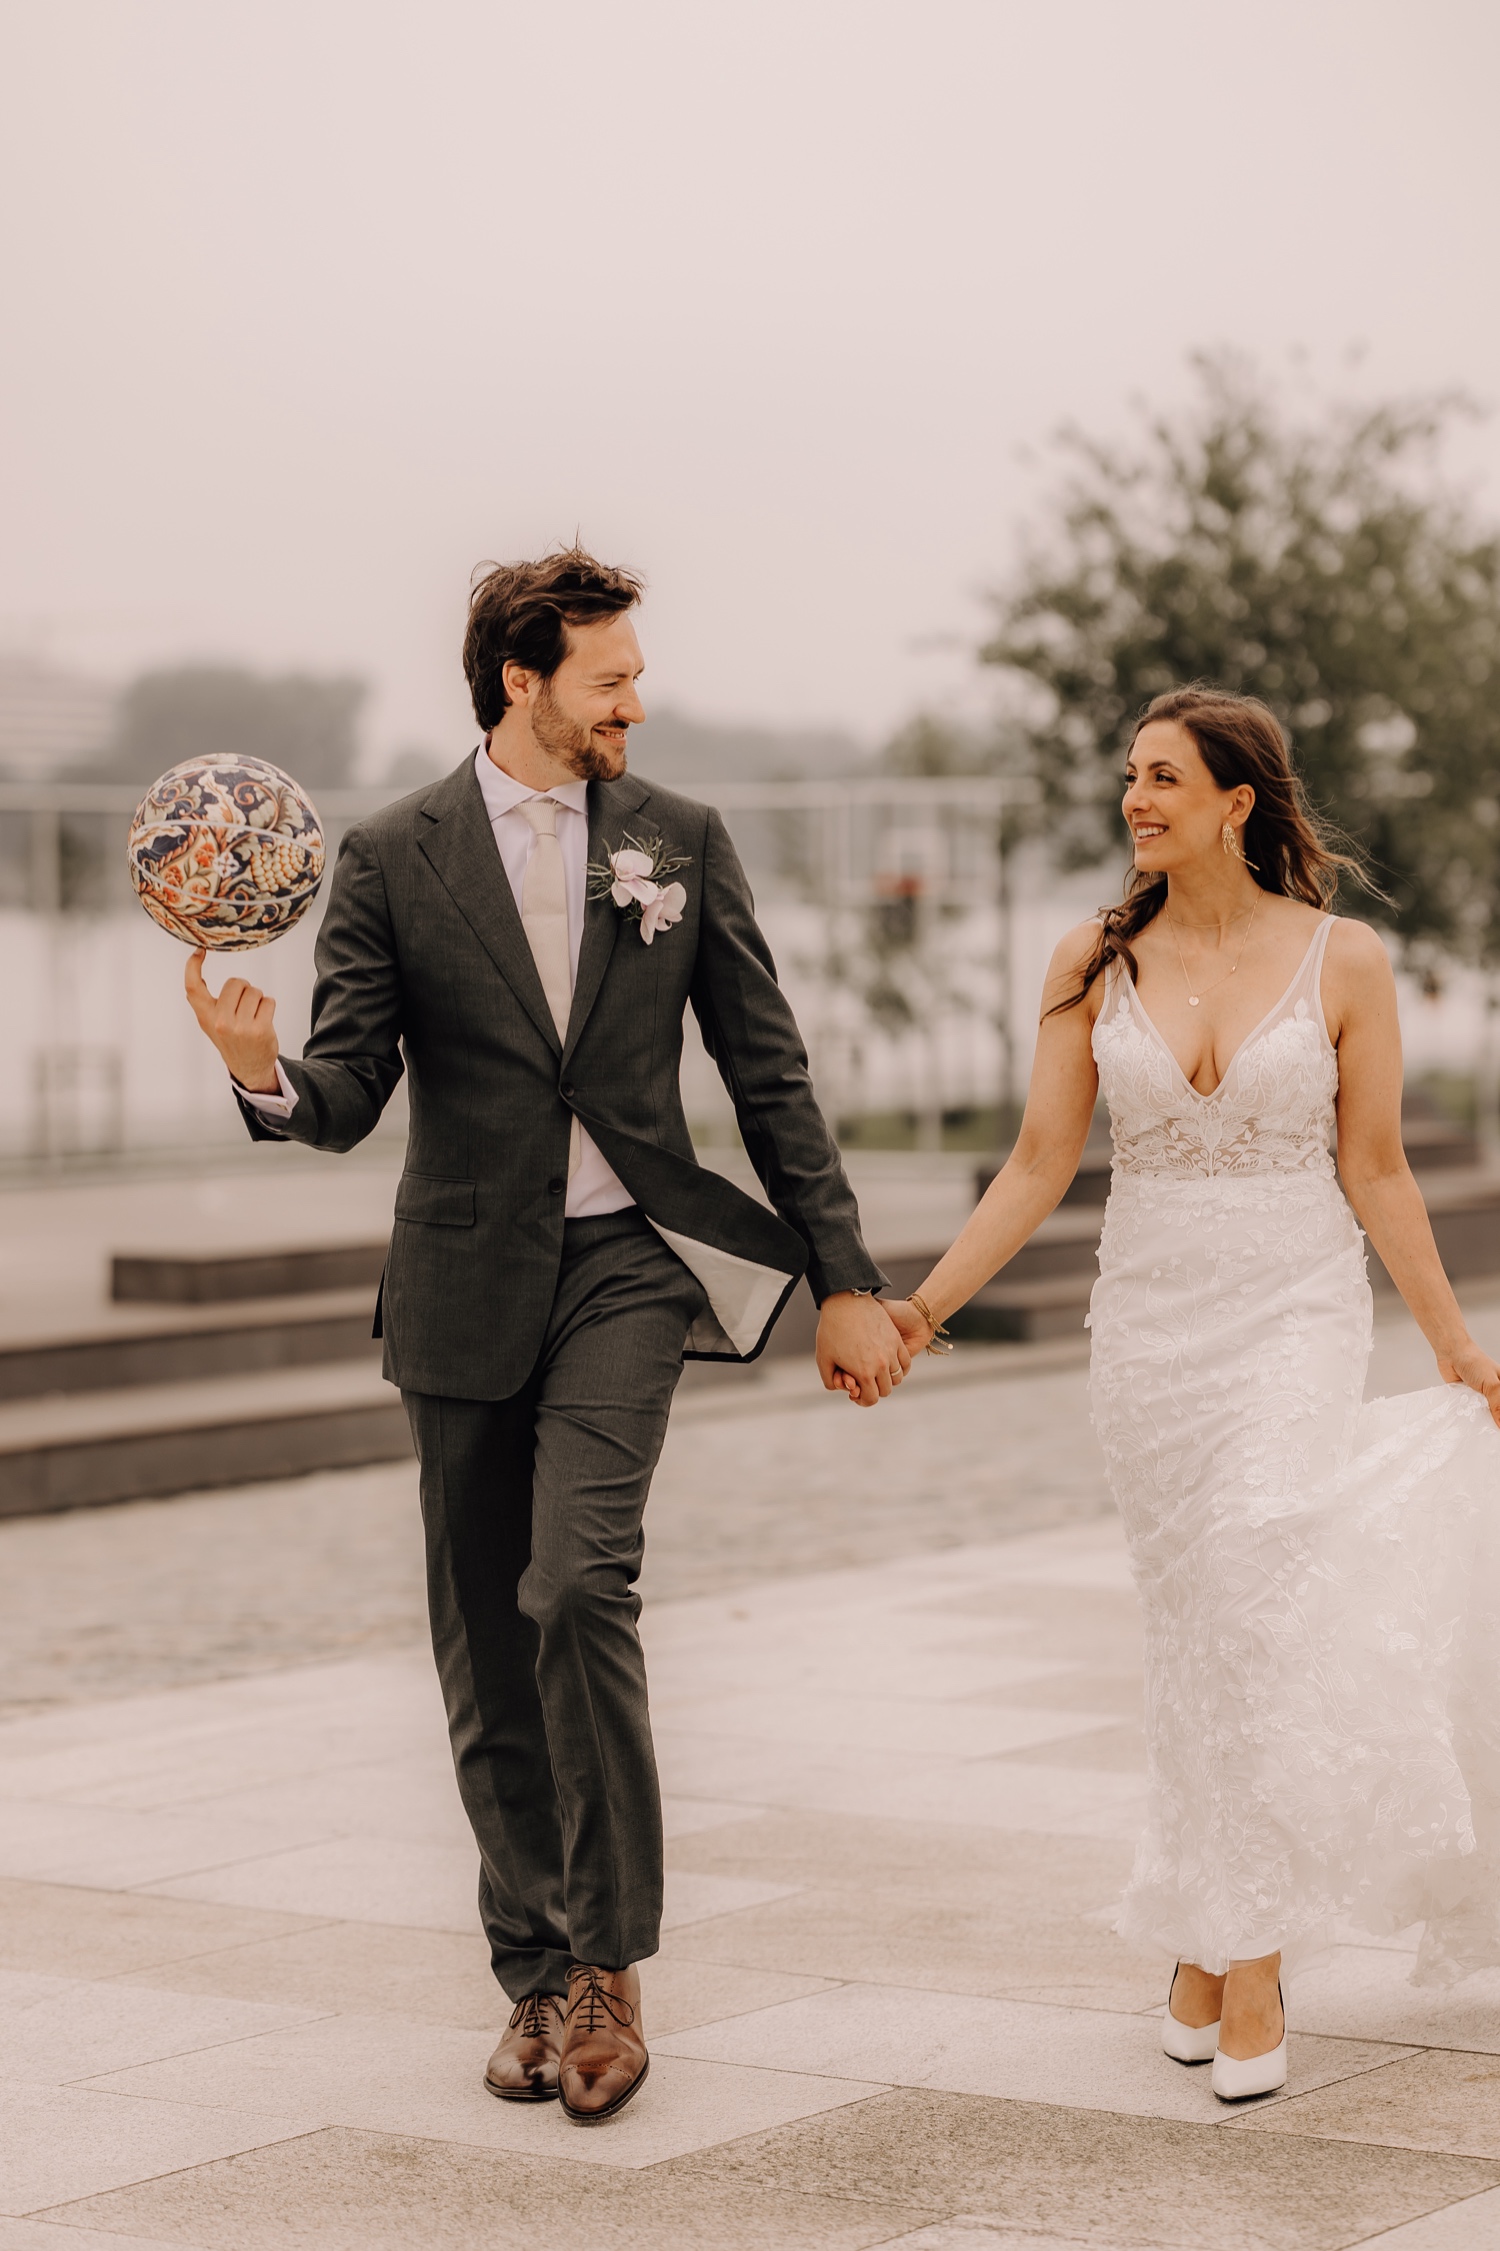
[403,1211,707,2001]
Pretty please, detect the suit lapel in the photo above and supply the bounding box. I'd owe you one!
[417,759,561,1054]
[564,774,650,1060]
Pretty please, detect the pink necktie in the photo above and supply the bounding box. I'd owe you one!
[518,798,580,1179]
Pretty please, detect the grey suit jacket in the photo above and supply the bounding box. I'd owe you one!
[239,754,885,1397]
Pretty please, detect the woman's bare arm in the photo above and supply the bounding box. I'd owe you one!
[1327,919,1500,1421]
[886,925,1102,1344]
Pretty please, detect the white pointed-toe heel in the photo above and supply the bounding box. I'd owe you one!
[1162,1964,1219,2064]
[1211,1982,1286,2101]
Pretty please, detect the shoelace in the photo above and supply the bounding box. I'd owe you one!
[564,1964,636,2035]
[508,1993,562,2039]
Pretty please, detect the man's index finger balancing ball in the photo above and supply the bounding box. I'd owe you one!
[127,757,325,950]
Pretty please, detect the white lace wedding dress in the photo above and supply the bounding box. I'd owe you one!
[1089,914,1500,1982]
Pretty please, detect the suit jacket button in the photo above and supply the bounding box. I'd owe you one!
[562,1082,576,1098]
[548,1177,565,1196]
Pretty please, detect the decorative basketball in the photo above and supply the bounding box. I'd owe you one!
[127,756,325,950]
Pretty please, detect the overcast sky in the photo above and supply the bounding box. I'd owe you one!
[2,0,1497,763]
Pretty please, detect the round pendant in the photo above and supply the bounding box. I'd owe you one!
[1188,995,1200,1006]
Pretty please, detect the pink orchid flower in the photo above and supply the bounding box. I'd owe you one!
[638,881,687,944]
[608,847,658,909]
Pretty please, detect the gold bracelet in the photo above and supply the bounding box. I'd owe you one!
[908,1289,955,1355]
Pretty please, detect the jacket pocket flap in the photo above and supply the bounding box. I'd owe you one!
[395,1174,476,1227]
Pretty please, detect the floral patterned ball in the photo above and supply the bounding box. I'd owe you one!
[127,756,325,950]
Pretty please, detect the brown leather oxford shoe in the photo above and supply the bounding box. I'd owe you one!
[484,1992,566,2101]
[558,1961,649,2124]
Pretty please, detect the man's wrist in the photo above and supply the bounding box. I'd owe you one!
[232,1056,291,1101]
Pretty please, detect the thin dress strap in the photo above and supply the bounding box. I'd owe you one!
[1098,950,1128,1020]
[1291,913,1338,1046]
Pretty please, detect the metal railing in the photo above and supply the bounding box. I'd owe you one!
[0,782,416,916]
[0,774,1024,1166]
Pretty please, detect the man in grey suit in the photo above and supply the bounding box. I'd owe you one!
[185,547,906,2123]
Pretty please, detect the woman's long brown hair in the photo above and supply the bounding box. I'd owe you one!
[1051,686,1372,1013]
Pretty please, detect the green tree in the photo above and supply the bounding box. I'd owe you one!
[881,713,989,777]
[982,357,1500,963]
[81,666,367,791]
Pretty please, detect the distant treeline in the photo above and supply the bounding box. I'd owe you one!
[36,667,873,794]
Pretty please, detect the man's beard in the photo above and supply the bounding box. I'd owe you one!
[533,680,627,782]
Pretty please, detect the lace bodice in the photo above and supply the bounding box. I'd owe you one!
[1092,916,1337,1179]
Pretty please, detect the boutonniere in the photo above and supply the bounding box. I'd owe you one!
[587,831,691,946]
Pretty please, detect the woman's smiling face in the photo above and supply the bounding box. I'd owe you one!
[1122,719,1253,872]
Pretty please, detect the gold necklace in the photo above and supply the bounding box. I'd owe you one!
[1165,892,1262,1007]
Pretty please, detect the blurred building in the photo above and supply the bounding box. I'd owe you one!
[0,655,116,781]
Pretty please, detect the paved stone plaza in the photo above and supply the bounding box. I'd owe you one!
[3,1304,1500,2248]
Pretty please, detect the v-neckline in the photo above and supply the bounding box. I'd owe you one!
[1120,917,1329,1103]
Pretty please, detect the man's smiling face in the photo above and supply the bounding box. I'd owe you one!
[532,613,647,782]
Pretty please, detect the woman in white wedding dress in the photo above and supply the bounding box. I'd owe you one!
[885,687,1500,2101]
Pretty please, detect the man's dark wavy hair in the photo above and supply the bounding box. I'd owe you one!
[463,545,644,731]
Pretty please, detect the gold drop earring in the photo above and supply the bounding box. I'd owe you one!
[1222,821,1259,871]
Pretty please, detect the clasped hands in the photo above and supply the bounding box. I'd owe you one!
[814,1293,938,1408]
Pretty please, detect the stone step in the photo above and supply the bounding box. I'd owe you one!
[14,1165,1500,1519]
[1402,1116,1483,1170]
[112,1240,387,1304]
[1370,1169,1500,1289]
[952,1274,1095,1344]
[0,1359,411,1519]
[0,1290,379,1402]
